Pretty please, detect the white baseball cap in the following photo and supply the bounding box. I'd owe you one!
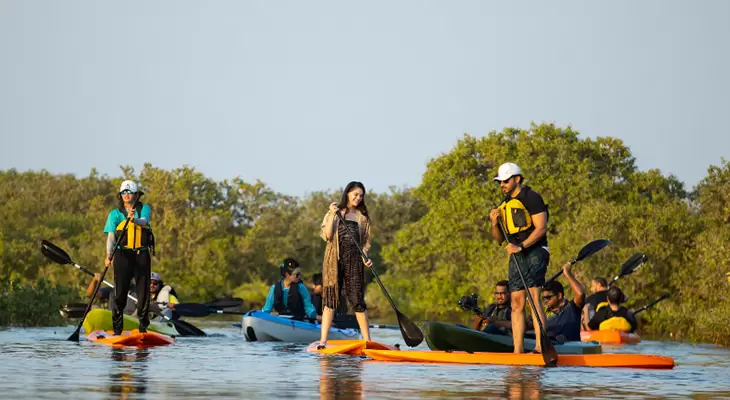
[119,180,138,193]
[493,162,522,182]
[151,272,162,282]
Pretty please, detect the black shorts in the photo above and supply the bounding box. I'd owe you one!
[508,247,549,292]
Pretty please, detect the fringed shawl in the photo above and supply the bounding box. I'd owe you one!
[320,209,371,310]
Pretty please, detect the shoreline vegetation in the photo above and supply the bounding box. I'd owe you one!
[2,123,729,346]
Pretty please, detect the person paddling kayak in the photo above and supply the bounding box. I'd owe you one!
[262,258,319,321]
[104,180,155,335]
[540,262,585,342]
[582,277,609,330]
[588,286,637,333]
[489,163,550,354]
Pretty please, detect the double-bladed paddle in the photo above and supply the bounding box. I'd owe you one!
[544,239,612,284]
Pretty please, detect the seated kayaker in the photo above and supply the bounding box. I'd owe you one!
[86,273,113,310]
[310,273,323,315]
[588,286,637,332]
[146,272,180,320]
[262,258,320,321]
[86,273,135,315]
[471,280,512,335]
[581,276,608,330]
[538,261,585,342]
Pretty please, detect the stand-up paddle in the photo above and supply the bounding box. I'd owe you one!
[497,217,558,367]
[334,211,424,347]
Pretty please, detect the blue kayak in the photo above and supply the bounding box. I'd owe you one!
[241,310,360,342]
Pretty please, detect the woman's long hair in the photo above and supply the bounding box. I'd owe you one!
[116,192,142,210]
[337,181,369,219]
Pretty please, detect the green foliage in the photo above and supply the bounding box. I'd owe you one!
[0,278,80,326]
[371,123,730,345]
[1,125,729,345]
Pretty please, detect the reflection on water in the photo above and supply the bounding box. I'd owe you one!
[319,356,363,399]
[108,348,149,398]
[0,325,729,399]
[504,367,543,400]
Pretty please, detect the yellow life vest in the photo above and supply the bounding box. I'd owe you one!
[599,316,633,332]
[115,204,153,250]
[498,198,533,235]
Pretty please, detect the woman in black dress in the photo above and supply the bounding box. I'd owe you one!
[318,181,373,348]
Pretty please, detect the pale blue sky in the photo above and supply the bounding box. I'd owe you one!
[2,1,728,195]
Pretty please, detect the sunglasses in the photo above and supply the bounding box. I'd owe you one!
[542,294,556,301]
[120,190,136,195]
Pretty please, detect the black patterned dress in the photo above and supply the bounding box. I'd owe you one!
[337,220,367,313]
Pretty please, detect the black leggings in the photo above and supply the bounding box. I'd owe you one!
[112,249,151,333]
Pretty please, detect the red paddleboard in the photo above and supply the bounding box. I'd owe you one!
[87,329,175,348]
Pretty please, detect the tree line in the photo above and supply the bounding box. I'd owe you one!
[2,123,728,345]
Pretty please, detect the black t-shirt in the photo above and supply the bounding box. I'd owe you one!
[585,291,608,310]
[588,306,637,332]
[483,302,512,321]
[506,186,548,249]
[546,299,581,342]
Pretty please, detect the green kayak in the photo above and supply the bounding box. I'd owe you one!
[83,308,180,337]
[424,321,602,354]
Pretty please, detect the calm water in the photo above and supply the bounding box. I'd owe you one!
[1,320,729,399]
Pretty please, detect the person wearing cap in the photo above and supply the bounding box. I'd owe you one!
[489,162,550,354]
[587,286,637,333]
[150,272,179,307]
[103,180,155,334]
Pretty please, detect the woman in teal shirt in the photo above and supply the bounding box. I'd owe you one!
[103,180,154,334]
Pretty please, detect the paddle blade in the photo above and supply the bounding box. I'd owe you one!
[174,303,213,317]
[617,253,648,278]
[67,327,81,342]
[207,297,244,309]
[540,336,558,367]
[60,303,89,319]
[574,239,612,263]
[396,310,424,347]
[40,240,73,265]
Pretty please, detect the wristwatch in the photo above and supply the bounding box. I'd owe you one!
[518,243,525,251]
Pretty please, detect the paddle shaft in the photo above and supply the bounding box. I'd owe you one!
[497,217,556,364]
[332,211,399,313]
[69,207,136,341]
[72,261,139,303]
[634,295,668,315]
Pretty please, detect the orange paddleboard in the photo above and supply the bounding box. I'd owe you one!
[363,350,675,369]
[307,340,398,356]
[87,329,175,348]
[581,330,640,344]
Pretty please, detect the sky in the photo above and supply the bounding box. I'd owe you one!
[1,1,728,196]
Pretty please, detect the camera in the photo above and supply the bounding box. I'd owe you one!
[457,293,482,314]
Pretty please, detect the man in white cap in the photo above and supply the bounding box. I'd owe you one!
[489,162,550,354]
